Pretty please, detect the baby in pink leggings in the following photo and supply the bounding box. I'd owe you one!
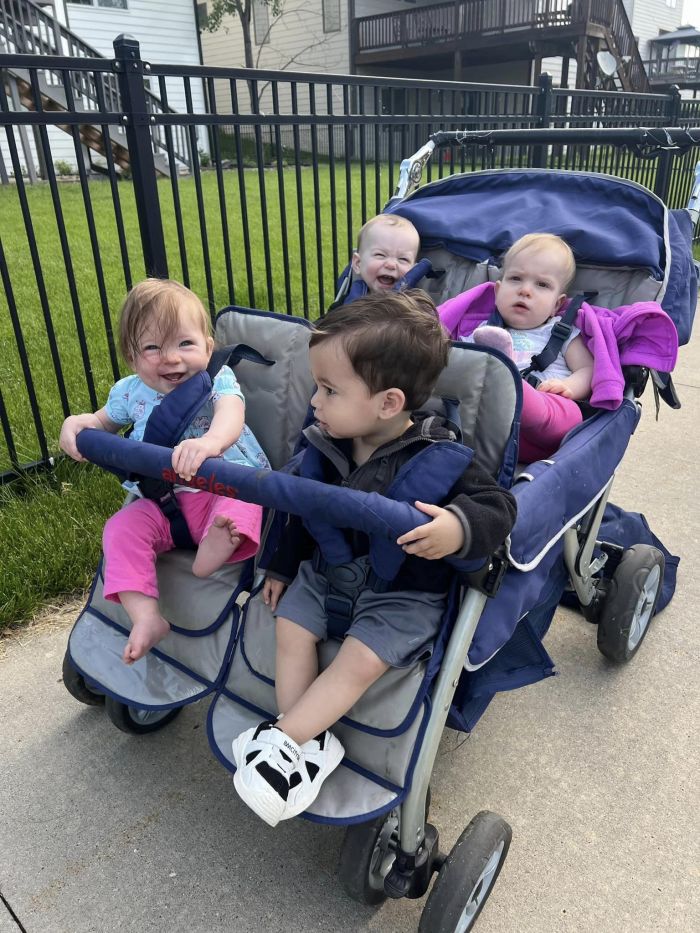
[60,279,267,664]
[444,233,594,462]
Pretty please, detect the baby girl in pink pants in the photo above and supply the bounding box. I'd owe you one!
[60,279,268,664]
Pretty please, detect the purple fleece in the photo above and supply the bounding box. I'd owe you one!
[437,282,679,410]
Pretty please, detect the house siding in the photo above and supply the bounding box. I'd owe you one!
[3,0,205,175]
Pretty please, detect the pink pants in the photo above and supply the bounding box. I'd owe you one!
[518,382,583,462]
[102,491,263,603]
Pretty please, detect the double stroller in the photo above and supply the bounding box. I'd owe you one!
[62,151,695,931]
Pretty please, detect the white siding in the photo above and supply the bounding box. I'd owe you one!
[65,0,206,116]
[624,0,683,58]
[1,0,206,175]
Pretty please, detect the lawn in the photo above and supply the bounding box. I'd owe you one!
[0,164,386,629]
[0,154,697,630]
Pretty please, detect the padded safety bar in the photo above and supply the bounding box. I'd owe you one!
[77,430,433,542]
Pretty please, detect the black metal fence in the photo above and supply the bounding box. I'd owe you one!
[1,37,699,482]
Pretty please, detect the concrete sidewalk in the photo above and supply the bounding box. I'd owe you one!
[1,337,698,933]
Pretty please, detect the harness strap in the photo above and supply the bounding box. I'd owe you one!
[520,292,596,379]
[312,550,392,639]
[136,343,274,550]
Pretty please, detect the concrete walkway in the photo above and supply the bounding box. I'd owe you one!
[1,335,698,933]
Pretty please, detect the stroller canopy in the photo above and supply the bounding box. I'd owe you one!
[389,169,696,344]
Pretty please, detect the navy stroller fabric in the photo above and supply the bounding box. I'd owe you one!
[388,169,696,345]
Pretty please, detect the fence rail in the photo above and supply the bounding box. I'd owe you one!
[0,40,698,482]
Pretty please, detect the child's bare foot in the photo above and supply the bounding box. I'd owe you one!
[122,614,170,665]
[192,515,241,577]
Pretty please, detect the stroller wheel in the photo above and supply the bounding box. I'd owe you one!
[596,544,665,664]
[62,650,105,706]
[338,809,398,905]
[104,696,182,734]
[419,811,511,933]
[338,787,431,905]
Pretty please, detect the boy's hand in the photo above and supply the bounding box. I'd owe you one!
[396,502,465,560]
[172,436,222,481]
[262,577,286,612]
[537,378,574,398]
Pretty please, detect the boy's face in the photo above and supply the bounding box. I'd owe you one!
[131,305,213,395]
[351,222,419,292]
[494,246,568,330]
[309,338,390,440]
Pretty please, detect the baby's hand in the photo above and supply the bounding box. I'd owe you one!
[171,436,221,481]
[537,379,574,398]
[396,502,465,560]
[262,577,286,612]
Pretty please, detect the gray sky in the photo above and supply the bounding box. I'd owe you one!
[683,0,700,26]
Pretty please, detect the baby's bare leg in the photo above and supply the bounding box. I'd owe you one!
[192,515,241,577]
[278,635,389,746]
[120,591,171,664]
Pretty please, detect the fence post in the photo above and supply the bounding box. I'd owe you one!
[654,84,681,203]
[113,34,168,278]
[533,72,553,168]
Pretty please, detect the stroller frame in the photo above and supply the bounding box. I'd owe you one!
[63,129,696,930]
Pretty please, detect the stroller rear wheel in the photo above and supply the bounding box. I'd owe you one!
[338,787,431,906]
[596,544,665,663]
[104,696,182,734]
[62,650,105,706]
[419,810,511,933]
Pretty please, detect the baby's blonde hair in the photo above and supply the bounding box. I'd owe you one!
[356,213,420,254]
[118,279,211,362]
[502,233,576,293]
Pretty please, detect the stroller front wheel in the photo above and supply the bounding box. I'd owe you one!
[104,696,183,734]
[62,650,105,706]
[596,544,665,664]
[418,810,511,933]
[338,787,432,905]
[337,809,398,905]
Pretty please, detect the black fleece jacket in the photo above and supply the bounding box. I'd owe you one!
[264,414,517,594]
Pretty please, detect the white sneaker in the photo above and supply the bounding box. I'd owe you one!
[233,723,344,826]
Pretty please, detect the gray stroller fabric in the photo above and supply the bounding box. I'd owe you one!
[207,309,521,821]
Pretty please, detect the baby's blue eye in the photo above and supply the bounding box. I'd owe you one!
[143,344,159,352]
[179,339,194,347]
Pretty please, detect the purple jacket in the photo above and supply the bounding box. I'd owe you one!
[437,282,679,410]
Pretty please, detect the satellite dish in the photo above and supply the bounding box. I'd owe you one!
[597,50,618,76]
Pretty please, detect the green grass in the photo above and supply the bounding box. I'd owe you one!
[0,165,384,630]
[0,154,696,630]
[0,459,122,628]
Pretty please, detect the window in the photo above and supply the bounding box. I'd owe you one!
[253,0,270,45]
[323,0,341,33]
[68,0,128,8]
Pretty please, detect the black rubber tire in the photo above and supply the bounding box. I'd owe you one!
[596,544,665,664]
[62,650,105,706]
[104,695,182,734]
[418,811,511,933]
[338,787,431,906]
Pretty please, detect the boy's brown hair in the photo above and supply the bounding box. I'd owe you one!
[118,279,211,362]
[310,290,449,411]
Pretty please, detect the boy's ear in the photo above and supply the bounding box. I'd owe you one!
[206,335,215,354]
[379,387,406,418]
[351,250,361,276]
[555,293,567,312]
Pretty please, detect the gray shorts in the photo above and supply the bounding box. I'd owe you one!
[276,556,446,668]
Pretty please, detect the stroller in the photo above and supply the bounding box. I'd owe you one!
[62,141,695,932]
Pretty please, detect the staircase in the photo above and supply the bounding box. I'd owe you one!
[586,0,649,93]
[0,0,191,176]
